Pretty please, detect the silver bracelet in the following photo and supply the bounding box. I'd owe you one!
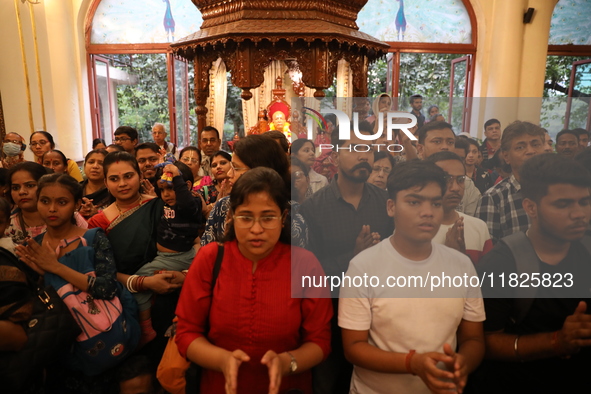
[514,335,523,362]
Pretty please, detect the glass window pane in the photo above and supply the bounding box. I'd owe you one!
[174,58,189,149]
[542,56,590,136]
[97,54,169,142]
[549,0,591,45]
[358,0,472,44]
[450,59,468,133]
[398,53,468,130]
[188,61,198,146]
[224,72,243,147]
[94,59,113,142]
[568,61,591,129]
[91,0,202,44]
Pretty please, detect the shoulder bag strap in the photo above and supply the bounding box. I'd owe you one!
[500,231,538,325]
[203,243,224,337]
[211,243,224,290]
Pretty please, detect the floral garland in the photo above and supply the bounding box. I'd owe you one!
[269,121,292,140]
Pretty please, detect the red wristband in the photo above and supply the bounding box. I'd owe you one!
[406,350,416,375]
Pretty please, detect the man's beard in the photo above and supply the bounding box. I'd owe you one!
[341,162,372,183]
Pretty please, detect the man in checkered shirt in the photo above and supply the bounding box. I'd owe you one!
[475,121,545,243]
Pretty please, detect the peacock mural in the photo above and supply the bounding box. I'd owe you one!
[356,0,472,44]
[163,0,176,42]
[90,0,202,45]
[395,0,407,41]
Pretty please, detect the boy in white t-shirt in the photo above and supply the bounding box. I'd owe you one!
[339,160,485,394]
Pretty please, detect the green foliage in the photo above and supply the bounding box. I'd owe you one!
[398,53,462,100]
[368,57,388,97]
[367,53,469,132]
[110,54,170,143]
[224,72,244,141]
[542,56,590,134]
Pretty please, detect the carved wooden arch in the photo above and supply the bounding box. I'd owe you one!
[188,38,381,130]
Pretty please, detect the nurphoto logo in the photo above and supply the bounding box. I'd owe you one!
[303,107,418,153]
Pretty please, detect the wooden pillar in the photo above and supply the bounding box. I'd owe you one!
[349,54,369,98]
[193,54,212,143]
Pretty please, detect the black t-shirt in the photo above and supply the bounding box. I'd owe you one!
[466,240,591,394]
[157,176,202,252]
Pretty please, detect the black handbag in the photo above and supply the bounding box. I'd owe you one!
[0,248,81,393]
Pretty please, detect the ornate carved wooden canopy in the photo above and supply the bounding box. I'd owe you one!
[170,0,388,130]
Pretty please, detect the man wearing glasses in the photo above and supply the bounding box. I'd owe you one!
[114,126,139,155]
[417,122,480,216]
[427,151,492,264]
[198,126,221,178]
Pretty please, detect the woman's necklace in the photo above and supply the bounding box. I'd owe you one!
[115,195,142,216]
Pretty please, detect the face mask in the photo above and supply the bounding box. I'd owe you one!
[3,142,21,157]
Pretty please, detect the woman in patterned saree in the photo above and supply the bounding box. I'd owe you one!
[87,151,180,294]
[200,134,308,248]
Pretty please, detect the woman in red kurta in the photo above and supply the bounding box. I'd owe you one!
[176,167,332,394]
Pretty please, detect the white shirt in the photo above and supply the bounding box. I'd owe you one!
[433,211,492,263]
[308,169,329,194]
[458,177,480,216]
[339,238,485,394]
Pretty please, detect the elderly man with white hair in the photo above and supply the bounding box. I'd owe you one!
[152,123,177,158]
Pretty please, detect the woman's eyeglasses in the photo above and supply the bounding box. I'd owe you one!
[30,140,48,147]
[234,215,283,229]
[372,166,391,175]
[230,162,249,172]
[181,157,200,165]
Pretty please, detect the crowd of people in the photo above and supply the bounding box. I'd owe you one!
[1,102,591,394]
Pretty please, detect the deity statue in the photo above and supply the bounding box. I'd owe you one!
[264,77,292,141]
[267,100,291,141]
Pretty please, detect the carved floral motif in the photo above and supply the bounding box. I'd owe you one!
[181,0,387,131]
